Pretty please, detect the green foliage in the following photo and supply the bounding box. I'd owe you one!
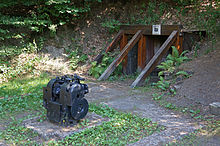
[146,1,159,24]
[189,109,200,117]
[67,48,88,70]
[0,123,39,145]
[193,2,219,35]
[101,19,121,33]
[158,46,189,77]
[165,102,176,110]
[0,73,49,119]
[153,76,170,91]
[0,0,101,59]
[176,71,190,78]
[157,60,175,76]
[89,52,122,79]
[0,53,42,81]
[173,0,198,6]
[152,93,164,101]
[155,46,189,93]
[131,1,166,25]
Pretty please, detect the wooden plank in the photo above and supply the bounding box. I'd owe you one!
[138,35,146,70]
[105,30,124,52]
[146,36,154,64]
[94,30,124,63]
[138,35,143,70]
[131,31,178,88]
[120,34,128,73]
[98,30,143,81]
[121,24,182,30]
[121,25,182,36]
[142,36,146,69]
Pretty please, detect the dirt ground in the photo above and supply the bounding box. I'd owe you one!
[165,37,220,116]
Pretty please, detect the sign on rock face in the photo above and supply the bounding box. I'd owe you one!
[152,25,161,35]
[43,74,89,125]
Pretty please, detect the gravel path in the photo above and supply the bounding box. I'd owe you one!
[86,82,202,145]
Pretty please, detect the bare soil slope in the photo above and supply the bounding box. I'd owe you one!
[166,37,220,113]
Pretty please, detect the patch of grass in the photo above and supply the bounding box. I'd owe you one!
[0,73,49,97]
[0,120,39,145]
[53,104,162,145]
[0,73,49,119]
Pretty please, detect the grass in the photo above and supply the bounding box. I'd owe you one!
[0,74,161,145]
[0,73,50,97]
[0,73,50,120]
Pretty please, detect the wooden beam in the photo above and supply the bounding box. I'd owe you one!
[142,36,147,69]
[98,30,143,81]
[120,25,182,36]
[120,34,128,73]
[105,30,124,52]
[131,31,178,88]
[94,30,124,63]
[138,35,146,70]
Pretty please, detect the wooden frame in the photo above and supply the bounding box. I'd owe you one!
[98,30,143,80]
[131,31,178,88]
[96,25,185,87]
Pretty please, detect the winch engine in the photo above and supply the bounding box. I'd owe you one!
[43,74,89,124]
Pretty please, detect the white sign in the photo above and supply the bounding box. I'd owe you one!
[152,25,161,35]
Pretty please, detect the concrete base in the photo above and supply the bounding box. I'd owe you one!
[209,102,220,116]
[23,112,109,140]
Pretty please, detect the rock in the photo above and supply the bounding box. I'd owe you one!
[186,70,194,75]
[173,84,181,90]
[209,102,220,115]
[164,72,173,80]
[176,76,183,82]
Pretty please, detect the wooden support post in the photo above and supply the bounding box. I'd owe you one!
[94,30,124,63]
[98,30,143,81]
[131,31,178,88]
[138,35,146,70]
[105,30,124,52]
[120,34,128,74]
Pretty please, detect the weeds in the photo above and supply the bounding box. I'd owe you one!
[0,54,43,82]
[101,19,121,33]
[153,46,189,93]
[89,52,122,79]
[67,48,88,70]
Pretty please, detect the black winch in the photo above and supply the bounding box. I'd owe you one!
[43,74,89,124]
